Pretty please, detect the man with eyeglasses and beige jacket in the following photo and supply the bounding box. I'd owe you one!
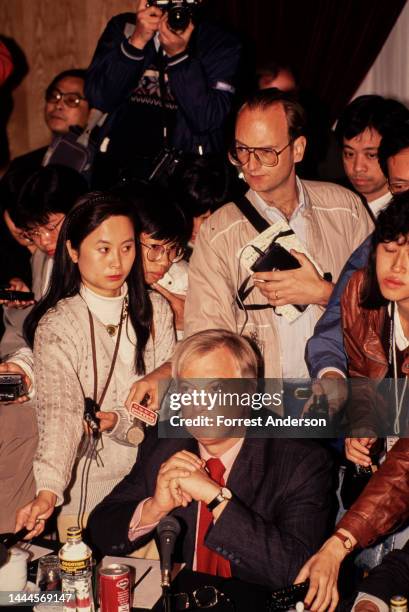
[184,89,374,388]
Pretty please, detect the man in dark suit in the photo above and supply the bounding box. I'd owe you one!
[89,329,335,589]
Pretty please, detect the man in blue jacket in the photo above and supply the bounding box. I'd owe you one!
[85,1,241,184]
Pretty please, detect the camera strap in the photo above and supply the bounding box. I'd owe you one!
[234,195,269,234]
[233,196,332,311]
[157,51,170,147]
[76,302,125,531]
[233,196,273,311]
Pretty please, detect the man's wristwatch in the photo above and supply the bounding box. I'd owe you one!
[207,487,232,511]
[333,530,355,551]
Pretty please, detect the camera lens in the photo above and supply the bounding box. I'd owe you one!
[167,6,191,32]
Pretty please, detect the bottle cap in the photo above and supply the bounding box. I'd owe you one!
[391,595,408,609]
[66,526,82,541]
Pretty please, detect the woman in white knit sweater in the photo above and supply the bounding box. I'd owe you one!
[15,191,183,540]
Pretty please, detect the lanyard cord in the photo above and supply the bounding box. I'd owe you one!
[88,299,126,407]
[76,299,126,530]
[391,301,409,435]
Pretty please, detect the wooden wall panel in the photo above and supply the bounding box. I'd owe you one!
[0,0,135,159]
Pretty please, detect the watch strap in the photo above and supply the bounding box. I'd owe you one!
[207,491,225,512]
[334,530,354,551]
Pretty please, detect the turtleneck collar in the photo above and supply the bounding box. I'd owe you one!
[80,283,128,326]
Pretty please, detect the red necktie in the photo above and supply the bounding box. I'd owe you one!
[196,457,232,577]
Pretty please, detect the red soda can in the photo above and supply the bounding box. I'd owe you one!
[99,564,131,612]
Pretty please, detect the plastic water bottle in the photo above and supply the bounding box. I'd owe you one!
[59,526,95,612]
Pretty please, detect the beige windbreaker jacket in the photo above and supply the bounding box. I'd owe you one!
[185,179,374,378]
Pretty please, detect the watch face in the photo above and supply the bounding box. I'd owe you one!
[221,487,232,500]
[344,538,353,550]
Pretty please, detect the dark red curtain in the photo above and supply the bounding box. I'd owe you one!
[207,0,407,121]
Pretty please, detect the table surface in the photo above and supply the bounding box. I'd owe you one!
[14,537,271,612]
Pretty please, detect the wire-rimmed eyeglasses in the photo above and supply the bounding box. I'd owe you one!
[23,216,65,241]
[229,141,292,167]
[168,586,236,610]
[140,241,185,263]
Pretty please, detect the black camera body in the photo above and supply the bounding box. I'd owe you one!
[251,243,307,313]
[147,0,201,32]
[0,373,27,402]
[0,287,35,302]
[84,397,100,438]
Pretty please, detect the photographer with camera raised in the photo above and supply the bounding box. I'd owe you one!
[86,0,241,186]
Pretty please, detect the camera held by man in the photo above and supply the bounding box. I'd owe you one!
[146,0,202,32]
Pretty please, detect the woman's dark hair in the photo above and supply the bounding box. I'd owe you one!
[117,182,192,245]
[170,155,230,218]
[361,191,409,309]
[24,192,153,375]
[14,165,88,229]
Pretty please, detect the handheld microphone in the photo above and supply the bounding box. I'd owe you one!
[0,528,30,567]
[157,516,180,589]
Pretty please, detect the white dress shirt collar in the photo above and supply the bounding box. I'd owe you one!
[368,191,391,218]
[250,176,307,223]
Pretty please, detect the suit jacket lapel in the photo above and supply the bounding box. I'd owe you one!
[227,438,265,507]
[175,438,267,567]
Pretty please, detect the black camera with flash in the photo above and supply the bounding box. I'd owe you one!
[147,0,201,32]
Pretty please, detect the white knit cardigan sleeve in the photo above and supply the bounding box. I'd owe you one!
[32,307,85,506]
[150,291,176,367]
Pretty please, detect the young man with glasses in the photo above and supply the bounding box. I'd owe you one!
[0,166,87,534]
[43,70,89,136]
[0,165,87,400]
[2,69,89,183]
[334,95,409,219]
[183,89,373,381]
[121,183,192,336]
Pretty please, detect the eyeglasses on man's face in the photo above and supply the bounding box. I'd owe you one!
[23,216,65,241]
[229,141,293,167]
[45,87,86,108]
[140,241,185,263]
